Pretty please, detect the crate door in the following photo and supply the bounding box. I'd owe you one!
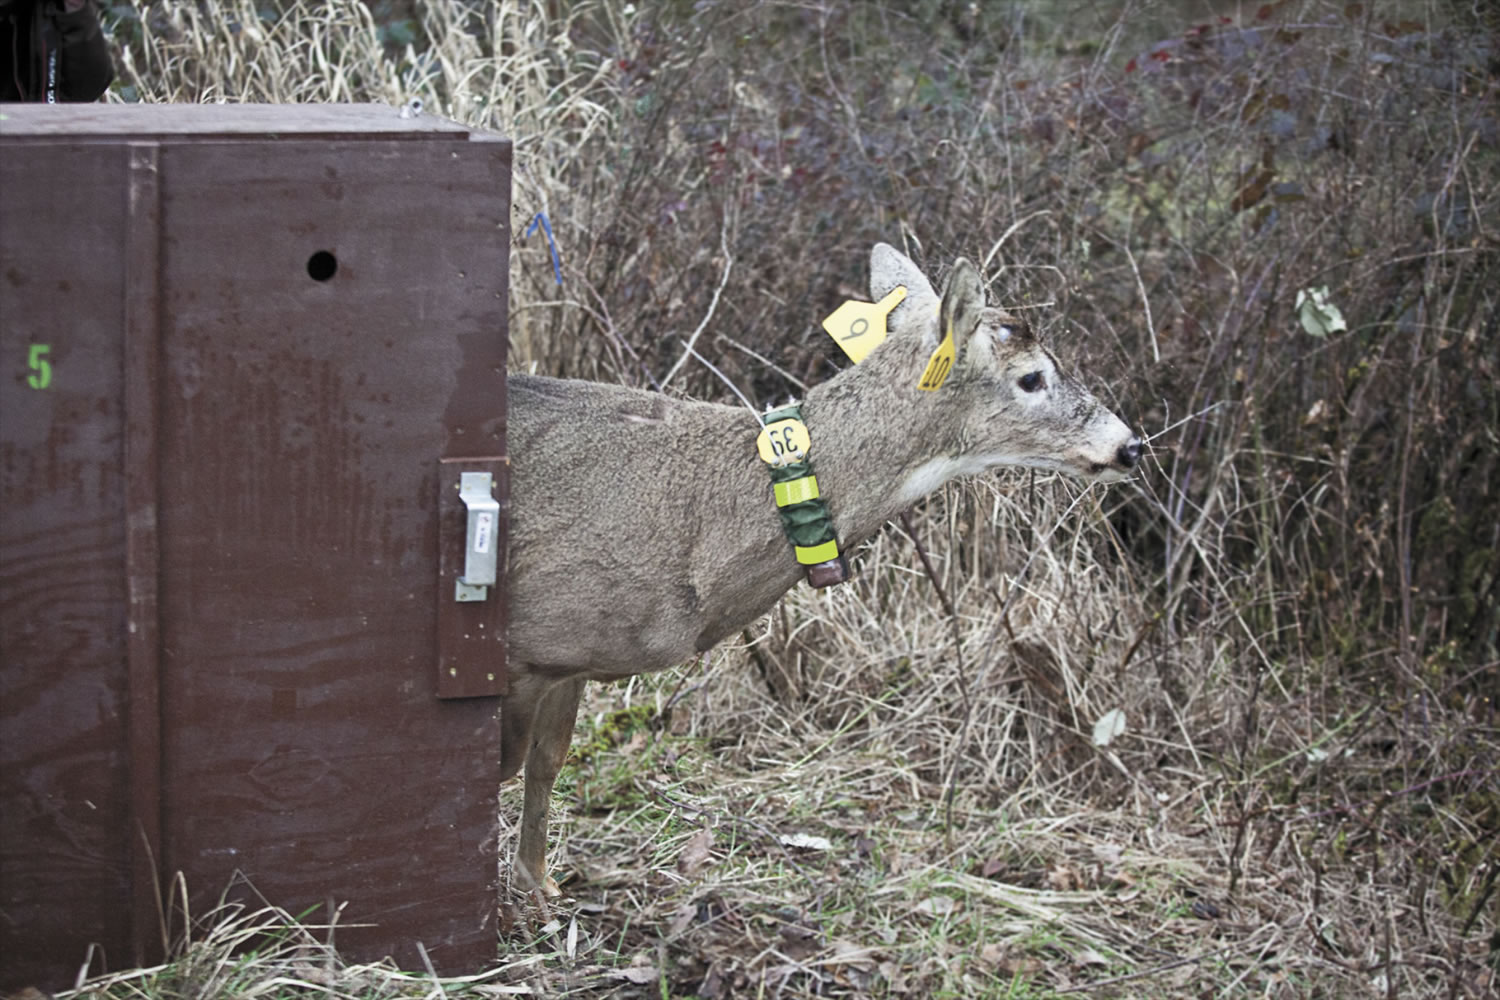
[150,137,510,971]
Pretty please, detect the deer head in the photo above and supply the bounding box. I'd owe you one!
[863,243,1141,501]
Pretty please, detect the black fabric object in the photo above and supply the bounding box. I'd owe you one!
[1,1,114,102]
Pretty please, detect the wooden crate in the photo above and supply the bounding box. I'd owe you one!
[0,104,510,989]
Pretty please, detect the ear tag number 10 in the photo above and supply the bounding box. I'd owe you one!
[918,318,955,391]
[820,286,907,364]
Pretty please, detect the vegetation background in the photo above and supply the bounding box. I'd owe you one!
[75,0,1499,996]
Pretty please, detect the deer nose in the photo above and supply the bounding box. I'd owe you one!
[1116,437,1142,470]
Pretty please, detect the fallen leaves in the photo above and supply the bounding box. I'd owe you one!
[777,832,833,851]
[1092,707,1128,747]
[914,894,957,918]
[605,963,658,985]
[677,826,715,875]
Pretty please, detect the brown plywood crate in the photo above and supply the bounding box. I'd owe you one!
[0,103,510,989]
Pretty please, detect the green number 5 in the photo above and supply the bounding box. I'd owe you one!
[27,344,51,389]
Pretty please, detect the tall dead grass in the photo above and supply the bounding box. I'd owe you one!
[92,0,1500,996]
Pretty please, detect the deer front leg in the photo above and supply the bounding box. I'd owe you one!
[499,671,551,783]
[513,677,585,895]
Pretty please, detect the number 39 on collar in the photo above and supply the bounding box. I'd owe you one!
[756,417,812,465]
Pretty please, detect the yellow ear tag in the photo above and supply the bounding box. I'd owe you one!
[918,319,956,391]
[820,286,907,364]
[756,418,813,464]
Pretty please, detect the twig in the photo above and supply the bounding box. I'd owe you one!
[898,509,969,840]
[661,216,734,389]
[741,627,782,700]
[1291,766,1500,824]
[716,333,807,391]
[1053,943,1244,993]
[898,510,957,620]
[1460,859,1498,937]
[678,343,764,427]
[1145,400,1226,442]
[981,209,1051,276]
[1383,897,1396,1000]
[1092,229,1159,363]
[1122,240,1159,364]
[579,276,661,391]
[941,483,1098,829]
[1115,610,1160,675]
[660,652,709,712]
[1228,658,1266,899]
[647,785,815,888]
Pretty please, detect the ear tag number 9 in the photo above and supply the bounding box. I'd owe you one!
[820,286,907,364]
[918,320,956,391]
[756,418,812,465]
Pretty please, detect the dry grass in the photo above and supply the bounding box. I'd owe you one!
[520,473,1492,997]
[69,0,1500,996]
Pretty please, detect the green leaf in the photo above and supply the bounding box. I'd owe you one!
[1296,286,1348,338]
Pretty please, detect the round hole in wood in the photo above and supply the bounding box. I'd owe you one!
[307,250,338,282]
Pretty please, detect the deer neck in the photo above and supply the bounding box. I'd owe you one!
[798,340,966,549]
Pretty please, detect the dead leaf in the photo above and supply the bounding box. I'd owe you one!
[1091,843,1124,865]
[1230,169,1274,213]
[778,922,821,961]
[1075,947,1112,967]
[498,900,518,937]
[878,960,909,993]
[778,832,832,851]
[678,827,714,875]
[915,895,956,917]
[609,965,659,985]
[829,938,879,970]
[982,943,1044,976]
[698,966,725,998]
[1092,707,1127,747]
[1047,864,1081,891]
[667,902,696,936]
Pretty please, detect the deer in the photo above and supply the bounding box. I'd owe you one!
[500,242,1141,894]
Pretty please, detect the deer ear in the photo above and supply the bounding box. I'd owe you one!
[869,243,938,337]
[938,257,985,354]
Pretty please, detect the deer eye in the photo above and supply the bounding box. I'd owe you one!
[1018,371,1045,393]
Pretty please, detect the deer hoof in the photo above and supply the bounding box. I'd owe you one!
[514,859,563,898]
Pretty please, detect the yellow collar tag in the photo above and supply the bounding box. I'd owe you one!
[917,320,956,391]
[820,286,907,364]
[756,417,813,464]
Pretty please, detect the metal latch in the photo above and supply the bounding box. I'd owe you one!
[455,471,499,602]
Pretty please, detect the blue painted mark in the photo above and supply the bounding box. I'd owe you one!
[525,212,563,285]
